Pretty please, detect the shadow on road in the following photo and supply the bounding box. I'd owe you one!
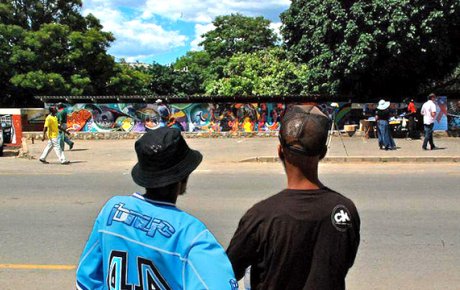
[66,149,88,152]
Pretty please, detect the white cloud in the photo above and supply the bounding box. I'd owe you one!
[190,23,215,51]
[141,0,290,23]
[81,0,290,63]
[270,22,283,42]
[82,2,187,62]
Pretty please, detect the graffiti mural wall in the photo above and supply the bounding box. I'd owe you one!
[39,102,359,133]
[43,103,291,133]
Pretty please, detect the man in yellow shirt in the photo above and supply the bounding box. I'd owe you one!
[39,107,69,164]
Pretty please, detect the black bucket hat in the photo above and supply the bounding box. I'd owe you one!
[131,128,203,188]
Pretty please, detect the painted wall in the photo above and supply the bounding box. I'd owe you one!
[433,96,449,131]
[43,103,309,133]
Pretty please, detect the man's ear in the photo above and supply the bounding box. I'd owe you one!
[319,145,327,160]
[278,144,285,160]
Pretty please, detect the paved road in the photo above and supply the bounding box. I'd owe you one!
[1,138,459,289]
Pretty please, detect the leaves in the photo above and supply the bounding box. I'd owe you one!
[0,0,115,106]
[281,0,460,99]
[206,48,309,96]
[200,13,278,59]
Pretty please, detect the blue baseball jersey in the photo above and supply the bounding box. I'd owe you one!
[76,193,238,290]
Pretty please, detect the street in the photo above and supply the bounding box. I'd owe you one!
[0,138,459,289]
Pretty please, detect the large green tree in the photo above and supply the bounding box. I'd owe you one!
[0,0,116,107]
[192,14,279,93]
[200,13,278,59]
[281,0,460,99]
[206,47,309,96]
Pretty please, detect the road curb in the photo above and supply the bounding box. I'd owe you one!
[240,156,460,163]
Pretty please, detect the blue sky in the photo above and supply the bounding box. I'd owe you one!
[81,0,290,65]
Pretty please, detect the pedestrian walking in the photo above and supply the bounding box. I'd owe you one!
[39,107,70,164]
[376,99,396,150]
[76,127,237,290]
[227,105,360,290]
[421,93,438,150]
[57,103,74,151]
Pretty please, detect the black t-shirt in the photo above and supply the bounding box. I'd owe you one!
[227,188,360,290]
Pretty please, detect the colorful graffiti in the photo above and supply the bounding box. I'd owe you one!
[447,99,460,131]
[433,96,448,131]
[45,103,293,133]
[38,102,377,133]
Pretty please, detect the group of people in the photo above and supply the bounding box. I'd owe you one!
[76,105,361,290]
[375,93,439,151]
[39,103,75,164]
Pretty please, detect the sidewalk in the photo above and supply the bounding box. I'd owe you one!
[10,134,460,164]
[238,136,460,163]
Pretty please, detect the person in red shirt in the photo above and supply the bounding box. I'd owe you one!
[406,99,419,139]
[407,99,416,114]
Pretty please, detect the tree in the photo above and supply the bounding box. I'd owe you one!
[173,51,212,94]
[200,13,278,59]
[206,47,309,96]
[0,0,116,107]
[145,63,178,96]
[281,0,460,99]
[106,62,151,95]
[2,0,86,31]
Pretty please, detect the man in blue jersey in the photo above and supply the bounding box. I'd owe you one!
[76,127,237,290]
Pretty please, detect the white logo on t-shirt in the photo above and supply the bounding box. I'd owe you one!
[331,205,352,232]
[334,210,350,223]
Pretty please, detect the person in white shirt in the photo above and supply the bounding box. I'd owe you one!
[420,93,437,150]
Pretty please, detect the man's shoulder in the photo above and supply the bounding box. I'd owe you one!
[248,188,357,210]
[324,188,358,212]
[423,100,436,107]
[99,195,209,237]
[236,194,279,224]
[45,115,58,125]
[250,191,285,211]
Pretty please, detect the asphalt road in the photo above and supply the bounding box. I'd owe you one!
[0,158,459,289]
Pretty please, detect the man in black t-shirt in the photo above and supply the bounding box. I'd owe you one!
[227,105,360,290]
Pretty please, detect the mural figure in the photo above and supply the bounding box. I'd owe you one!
[447,99,460,132]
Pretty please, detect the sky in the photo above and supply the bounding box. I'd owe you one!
[81,0,291,65]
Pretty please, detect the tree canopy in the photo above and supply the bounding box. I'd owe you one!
[3,1,460,106]
[0,0,115,106]
[206,47,309,96]
[281,0,460,99]
[200,13,278,59]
